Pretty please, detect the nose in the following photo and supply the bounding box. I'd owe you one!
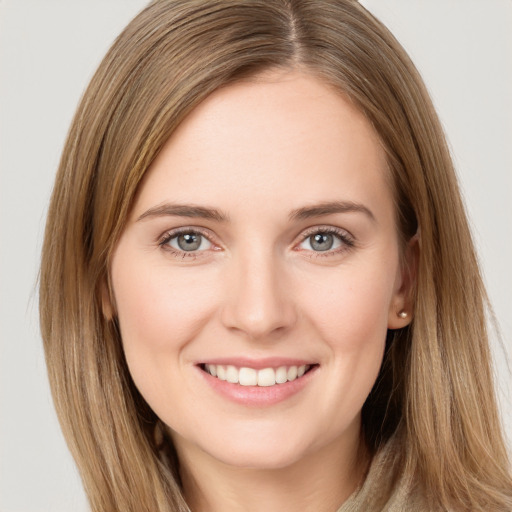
[220,247,297,341]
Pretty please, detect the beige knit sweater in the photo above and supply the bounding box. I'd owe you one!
[337,437,431,512]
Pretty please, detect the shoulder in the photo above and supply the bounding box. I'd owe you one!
[337,435,434,512]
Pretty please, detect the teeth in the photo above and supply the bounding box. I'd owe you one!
[287,366,298,381]
[226,365,239,384]
[239,367,257,386]
[216,365,226,381]
[275,366,288,384]
[205,364,311,387]
[257,368,275,387]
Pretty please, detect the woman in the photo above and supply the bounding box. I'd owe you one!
[39,1,512,510]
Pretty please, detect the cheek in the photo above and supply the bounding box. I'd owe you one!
[110,249,220,403]
[295,259,397,413]
[298,259,397,351]
[113,257,216,347]
[111,260,224,428]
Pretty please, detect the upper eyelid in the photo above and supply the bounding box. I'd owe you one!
[159,226,217,244]
[297,225,354,242]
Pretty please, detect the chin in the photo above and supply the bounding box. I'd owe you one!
[194,424,327,471]
[168,405,363,473]
[209,443,309,471]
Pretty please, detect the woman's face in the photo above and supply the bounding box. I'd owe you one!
[110,70,410,470]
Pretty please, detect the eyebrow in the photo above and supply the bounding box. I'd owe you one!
[288,201,376,222]
[137,200,375,223]
[137,203,230,222]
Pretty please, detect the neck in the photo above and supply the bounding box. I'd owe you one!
[174,423,369,512]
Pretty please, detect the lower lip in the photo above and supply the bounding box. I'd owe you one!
[197,366,318,407]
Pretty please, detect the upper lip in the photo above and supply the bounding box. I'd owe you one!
[196,357,317,370]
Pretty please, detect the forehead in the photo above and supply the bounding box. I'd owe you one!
[132,70,392,223]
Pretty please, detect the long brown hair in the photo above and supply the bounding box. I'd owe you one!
[40,1,512,510]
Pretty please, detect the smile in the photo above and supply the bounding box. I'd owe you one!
[203,364,312,387]
[198,360,318,406]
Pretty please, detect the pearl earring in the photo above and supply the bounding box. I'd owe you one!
[398,310,408,319]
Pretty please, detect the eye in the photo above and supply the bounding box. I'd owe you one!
[160,229,213,254]
[302,232,339,252]
[297,227,354,255]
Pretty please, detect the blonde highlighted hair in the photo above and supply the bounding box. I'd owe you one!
[40,1,511,510]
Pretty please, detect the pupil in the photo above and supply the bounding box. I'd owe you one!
[177,233,201,251]
[311,233,333,251]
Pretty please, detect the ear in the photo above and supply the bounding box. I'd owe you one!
[387,233,419,329]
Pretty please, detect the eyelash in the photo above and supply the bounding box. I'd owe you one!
[158,226,355,260]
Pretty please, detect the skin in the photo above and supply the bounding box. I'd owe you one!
[109,69,413,512]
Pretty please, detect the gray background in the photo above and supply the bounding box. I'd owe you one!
[1,1,510,510]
